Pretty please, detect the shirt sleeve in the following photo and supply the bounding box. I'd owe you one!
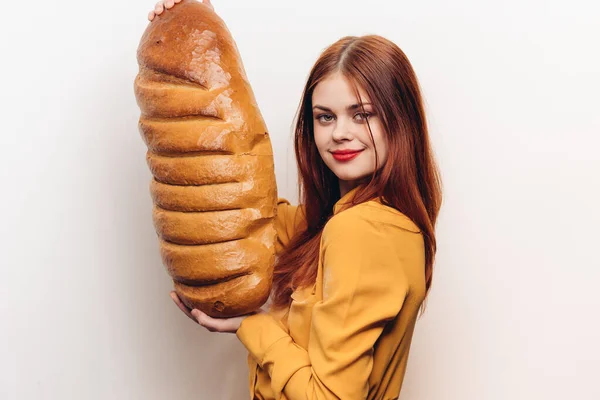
[236,210,410,399]
[274,197,306,257]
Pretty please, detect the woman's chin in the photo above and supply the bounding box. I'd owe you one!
[333,170,371,182]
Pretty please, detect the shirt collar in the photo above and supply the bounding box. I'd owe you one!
[333,184,365,215]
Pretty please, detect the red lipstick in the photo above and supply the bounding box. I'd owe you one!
[331,149,364,162]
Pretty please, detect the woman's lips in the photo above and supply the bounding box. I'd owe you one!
[332,149,364,162]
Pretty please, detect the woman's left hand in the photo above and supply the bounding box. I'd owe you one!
[169,291,263,334]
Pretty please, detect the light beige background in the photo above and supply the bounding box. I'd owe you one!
[1,0,599,399]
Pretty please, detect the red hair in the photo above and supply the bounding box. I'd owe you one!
[271,35,443,315]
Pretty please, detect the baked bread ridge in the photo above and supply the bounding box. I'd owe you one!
[134,0,278,317]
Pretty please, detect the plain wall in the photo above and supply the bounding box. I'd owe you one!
[1,0,599,398]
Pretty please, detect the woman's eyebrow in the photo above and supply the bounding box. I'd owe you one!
[312,102,373,112]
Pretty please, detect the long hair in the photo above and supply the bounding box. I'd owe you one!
[270,35,443,316]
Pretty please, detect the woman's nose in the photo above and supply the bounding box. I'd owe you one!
[331,119,355,142]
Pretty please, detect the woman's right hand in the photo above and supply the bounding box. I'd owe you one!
[148,0,214,21]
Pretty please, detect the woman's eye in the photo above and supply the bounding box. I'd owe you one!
[316,114,334,123]
[354,112,372,121]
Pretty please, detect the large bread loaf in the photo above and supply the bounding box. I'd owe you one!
[133,0,277,318]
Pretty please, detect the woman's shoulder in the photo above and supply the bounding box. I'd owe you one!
[327,199,421,235]
[322,200,426,293]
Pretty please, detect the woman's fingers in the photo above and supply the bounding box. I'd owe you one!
[191,310,217,331]
[170,291,197,322]
[148,0,184,21]
[191,309,242,333]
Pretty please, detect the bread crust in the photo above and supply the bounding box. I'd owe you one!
[134,0,277,317]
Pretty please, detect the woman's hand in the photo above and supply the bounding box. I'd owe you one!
[148,0,214,21]
[170,291,265,334]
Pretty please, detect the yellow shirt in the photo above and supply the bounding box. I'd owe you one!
[236,185,426,399]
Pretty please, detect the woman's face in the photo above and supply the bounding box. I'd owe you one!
[312,71,388,193]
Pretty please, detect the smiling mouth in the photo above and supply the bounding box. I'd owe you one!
[331,150,363,161]
[331,149,364,155]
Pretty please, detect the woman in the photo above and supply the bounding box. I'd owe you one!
[150,1,443,398]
